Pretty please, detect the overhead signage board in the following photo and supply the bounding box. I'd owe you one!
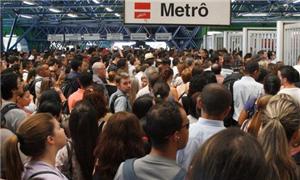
[125,0,231,25]
[107,33,124,40]
[65,34,82,41]
[155,33,172,41]
[83,33,101,41]
[47,34,64,42]
[130,33,147,40]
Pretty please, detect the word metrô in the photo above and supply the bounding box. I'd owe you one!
[161,3,209,17]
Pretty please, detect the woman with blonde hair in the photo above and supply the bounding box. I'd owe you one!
[4,113,68,180]
[259,94,300,180]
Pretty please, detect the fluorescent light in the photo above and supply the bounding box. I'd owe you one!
[114,13,120,17]
[241,13,268,17]
[293,0,300,3]
[23,0,35,5]
[20,14,33,19]
[105,7,113,12]
[292,13,300,16]
[49,8,61,13]
[92,0,100,4]
[67,13,78,18]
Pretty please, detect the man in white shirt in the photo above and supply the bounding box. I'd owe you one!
[177,83,232,170]
[278,65,300,105]
[232,60,264,122]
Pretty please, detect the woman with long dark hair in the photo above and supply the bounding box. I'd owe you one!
[56,101,99,180]
[93,112,145,180]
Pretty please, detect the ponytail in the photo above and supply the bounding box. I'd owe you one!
[4,135,23,180]
[259,93,300,180]
[259,119,297,180]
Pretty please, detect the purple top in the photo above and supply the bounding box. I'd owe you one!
[22,161,68,180]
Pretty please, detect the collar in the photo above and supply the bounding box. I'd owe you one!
[241,75,256,81]
[197,117,225,128]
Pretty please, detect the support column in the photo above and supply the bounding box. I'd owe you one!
[0,8,4,52]
[276,21,284,62]
[6,15,18,51]
[242,28,247,57]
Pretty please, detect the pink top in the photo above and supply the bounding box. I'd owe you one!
[68,89,85,112]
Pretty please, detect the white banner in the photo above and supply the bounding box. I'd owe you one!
[130,33,148,40]
[107,33,124,40]
[65,34,82,41]
[83,33,101,41]
[47,34,64,42]
[155,33,172,41]
[125,0,231,25]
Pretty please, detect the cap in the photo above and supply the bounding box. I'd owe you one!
[145,53,154,60]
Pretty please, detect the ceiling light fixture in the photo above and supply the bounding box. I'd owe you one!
[92,0,100,4]
[114,13,121,17]
[49,8,61,13]
[20,14,33,19]
[23,0,35,5]
[67,13,78,18]
[105,7,113,12]
[293,0,300,3]
[241,13,268,17]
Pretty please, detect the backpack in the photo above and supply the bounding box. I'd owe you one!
[27,78,43,101]
[109,94,126,113]
[222,72,242,127]
[222,72,242,94]
[61,78,80,99]
[1,103,19,128]
[122,158,186,180]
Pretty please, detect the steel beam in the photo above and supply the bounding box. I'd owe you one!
[9,22,36,50]
[6,15,18,51]
[0,8,4,52]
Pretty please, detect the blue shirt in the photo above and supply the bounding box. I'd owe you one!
[176,117,225,170]
[109,89,132,113]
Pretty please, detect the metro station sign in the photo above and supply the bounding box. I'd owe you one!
[125,0,231,25]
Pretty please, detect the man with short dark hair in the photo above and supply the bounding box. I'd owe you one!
[278,65,300,105]
[68,72,93,112]
[109,72,132,113]
[177,83,232,170]
[232,60,264,122]
[1,73,27,133]
[114,102,188,180]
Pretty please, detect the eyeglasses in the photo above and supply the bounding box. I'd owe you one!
[181,122,190,130]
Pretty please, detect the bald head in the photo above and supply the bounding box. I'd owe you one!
[200,83,232,116]
[92,62,106,79]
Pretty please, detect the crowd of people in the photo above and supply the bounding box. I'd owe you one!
[1,46,300,180]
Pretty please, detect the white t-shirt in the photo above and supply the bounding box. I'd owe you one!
[278,87,300,106]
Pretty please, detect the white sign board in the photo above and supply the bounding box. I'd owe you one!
[83,33,101,41]
[125,0,231,25]
[155,33,172,41]
[107,33,124,40]
[47,34,64,42]
[130,33,147,40]
[65,34,82,41]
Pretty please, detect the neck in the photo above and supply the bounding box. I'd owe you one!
[201,111,223,121]
[32,148,57,167]
[7,97,17,103]
[150,146,177,160]
[283,83,296,88]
